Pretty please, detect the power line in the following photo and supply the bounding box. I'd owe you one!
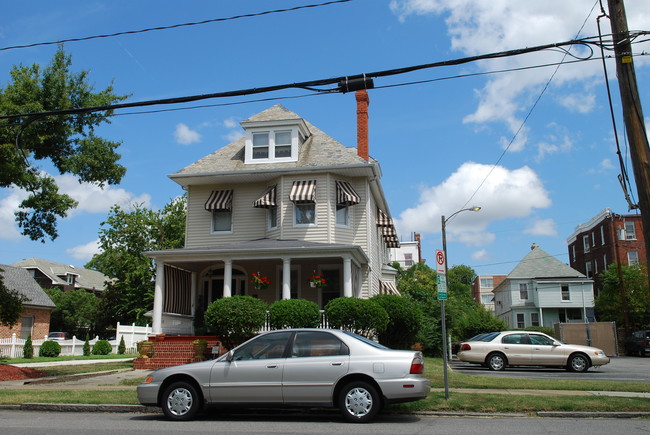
[3,34,637,123]
[0,0,355,52]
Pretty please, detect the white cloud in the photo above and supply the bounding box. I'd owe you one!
[390,1,650,150]
[471,249,489,261]
[225,130,245,142]
[396,162,551,246]
[523,218,558,236]
[0,174,151,240]
[66,239,101,261]
[600,158,615,171]
[55,174,152,215]
[223,117,238,129]
[174,123,201,145]
[535,135,572,162]
[558,93,596,113]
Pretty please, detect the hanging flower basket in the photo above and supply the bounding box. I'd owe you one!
[308,272,327,288]
[251,272,271,290]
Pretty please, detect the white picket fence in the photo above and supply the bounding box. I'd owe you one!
[0,322,152,359]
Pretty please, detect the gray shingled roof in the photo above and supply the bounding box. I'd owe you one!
[12,258,110,291]
[507,246,585,279]
[172,105,375,177]
[0,264,55,308]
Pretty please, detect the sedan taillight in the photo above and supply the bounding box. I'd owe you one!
[460,343,471,351]
[410,355,424,374]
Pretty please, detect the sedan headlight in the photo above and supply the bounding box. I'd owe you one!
[594,350,605,357]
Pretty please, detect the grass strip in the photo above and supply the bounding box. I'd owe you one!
[38,361,135,377]
[0,389,139,405]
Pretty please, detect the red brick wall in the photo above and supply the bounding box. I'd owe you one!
[0,306,52,339]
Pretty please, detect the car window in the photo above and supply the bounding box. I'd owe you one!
[291,331,349,358]
[475,332,500,342]
[528,334,554,345]
[501,334,529,344]
[232,331,292,361]
[341,330,389,350]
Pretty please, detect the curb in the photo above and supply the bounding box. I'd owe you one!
[18,403,159,413]
[537,411,650,419]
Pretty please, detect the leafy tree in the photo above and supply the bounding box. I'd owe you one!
[86,195,186,328]
[45,288,99,337]
[1,46,128,242]
[596,264,650,331]
[0,267,26,327]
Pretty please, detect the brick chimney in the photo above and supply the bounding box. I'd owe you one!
[356,90,369,161]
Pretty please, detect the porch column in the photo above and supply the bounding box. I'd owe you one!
[343,256,352,297]
[538,307,543,327]
[282,258,291,299]
[191,271,197,317]
[223,259,232,298]
[152,261,165,334]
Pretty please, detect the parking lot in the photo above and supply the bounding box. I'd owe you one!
[451,356,650,382]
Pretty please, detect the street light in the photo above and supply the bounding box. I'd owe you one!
[440,206,481,400]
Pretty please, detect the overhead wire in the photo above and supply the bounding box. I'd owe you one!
[0,0,355,52]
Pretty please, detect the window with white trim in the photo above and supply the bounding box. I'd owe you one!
[516,313,525,328]
[585,261,593,278]
[531,312,540,327]
[519,283,528,300]
[583,235,590,253]
[628,251,639,266]
[244,126,305,164]
[336,204,349,226]
[481,294,493,304]
[561,284,570,301]
[295,203,316,225]
[212,210,232,232]
[268,206,278,229]
[625,221,636,240]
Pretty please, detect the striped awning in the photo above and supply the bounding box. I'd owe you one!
[376,209,393,227]
[204,190,233,211]
[253,185,277,209]
[336,181,360,206]
[289,180,316,203]
[380,280,400,295]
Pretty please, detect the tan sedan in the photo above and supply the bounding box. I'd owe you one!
[457,331,610,372]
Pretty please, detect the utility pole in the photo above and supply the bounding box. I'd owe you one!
[607,0,650,300]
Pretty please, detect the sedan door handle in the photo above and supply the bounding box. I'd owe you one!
[266,364,278,368]
[331,362,342,366]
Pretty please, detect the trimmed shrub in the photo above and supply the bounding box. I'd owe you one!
[118,336,126,354]
[269,299,321,329]
[92,339,112,355]
[83,335,91,356]
[39,340,61,357]
[324,297,389,337]
[371,294,423,349]
[23,335,34,359]
[205,295,268,349]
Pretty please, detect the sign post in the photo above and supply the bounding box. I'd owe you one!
[436,248,449,399]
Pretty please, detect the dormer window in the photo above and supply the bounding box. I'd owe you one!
[242,117,309,164]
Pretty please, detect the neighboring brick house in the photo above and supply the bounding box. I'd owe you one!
[145,93,401,335]
[390,233,422,269]
[0,264,56,339]
[566,208,646,296]
[12,257,110,295]
[493,245,595,328]
[471,275,506,312]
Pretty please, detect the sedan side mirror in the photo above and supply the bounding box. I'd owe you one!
[552,341,561,346]
[226,350,234,362]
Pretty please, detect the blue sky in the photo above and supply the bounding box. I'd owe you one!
[1,0,649,276]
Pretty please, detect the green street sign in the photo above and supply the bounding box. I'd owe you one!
[438,291,448,300]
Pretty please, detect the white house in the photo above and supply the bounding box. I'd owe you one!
[146,93,400,335]
[493,245,595,328]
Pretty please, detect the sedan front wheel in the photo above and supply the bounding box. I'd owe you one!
[567,354,589,373]
[161,381,201,421]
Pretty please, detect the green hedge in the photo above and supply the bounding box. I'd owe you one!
[324,297,388,337]
[371,294,422,349]
[92,339,113,355]
[269,299,321,329]
[205,295,268,349]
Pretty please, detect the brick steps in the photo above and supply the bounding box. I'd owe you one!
[133,335,223,370]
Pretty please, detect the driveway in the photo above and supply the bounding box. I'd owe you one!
[450,356,650,382]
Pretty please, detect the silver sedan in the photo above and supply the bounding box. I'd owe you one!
[457,331,610,372]
[137,329,430,423]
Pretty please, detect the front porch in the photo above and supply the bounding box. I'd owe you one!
[145,239,375,335]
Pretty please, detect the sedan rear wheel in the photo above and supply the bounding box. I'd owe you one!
[161,381,201,421]
[339,381,380,423]
[567,354,589,373]
[486,353,507,371]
